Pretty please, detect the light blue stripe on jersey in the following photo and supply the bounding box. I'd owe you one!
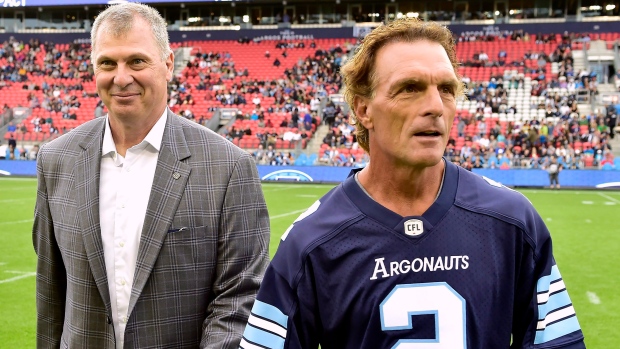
[243,323,286,349]
[251,300,289,328]
[535,315,581,344]
[538,290,572,319]
[536,265,562,293]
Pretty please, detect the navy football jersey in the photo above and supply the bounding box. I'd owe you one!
[241,161,585,349]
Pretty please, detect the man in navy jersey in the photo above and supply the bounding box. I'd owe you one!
[240,18,585,349]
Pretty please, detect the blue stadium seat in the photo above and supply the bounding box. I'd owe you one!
[295,153,308,166]
[307,154,317,166]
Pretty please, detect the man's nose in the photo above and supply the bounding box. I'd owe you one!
[113,64,134,88]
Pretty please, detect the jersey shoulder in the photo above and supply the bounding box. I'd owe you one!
[270,180,364,283]
[454,167,546,246]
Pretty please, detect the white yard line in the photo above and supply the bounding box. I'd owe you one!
[0,219,33,226]
[0,198,32,204]
[0,272,36,284]
[0,187,37,191]
[0,178,36,181]
[598,193,620,204]
[270,209,309,220]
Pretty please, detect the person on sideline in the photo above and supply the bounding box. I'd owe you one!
[33,3,269,348]
[239,18,585,348]
[546,155,563,189]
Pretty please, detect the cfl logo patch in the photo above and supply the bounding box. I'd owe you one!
[404,219,424,236]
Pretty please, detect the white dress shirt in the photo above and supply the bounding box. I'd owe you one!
[99,110,167,349]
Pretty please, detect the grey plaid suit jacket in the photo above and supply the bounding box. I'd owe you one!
[33,110,270,349]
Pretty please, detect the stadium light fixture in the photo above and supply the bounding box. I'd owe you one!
[406,12,419,18]
[243,15,249,23]
[589,5,602,10]
[188,17,201,23]
[606,4,616,10]
[396,12,403,19]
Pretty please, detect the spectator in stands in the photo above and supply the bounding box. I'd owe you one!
[29,144,39,160]
[33,4,269,349]
[273,57,281,67]
[5,144,18,160]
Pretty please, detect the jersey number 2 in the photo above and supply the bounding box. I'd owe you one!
[380,282,467,348]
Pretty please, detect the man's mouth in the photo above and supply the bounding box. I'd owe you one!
[414,131,441,137]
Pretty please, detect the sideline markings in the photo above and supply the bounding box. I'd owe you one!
[0,219,33,226]
[0,198,32,204]
[598,193,620,204]
[0,271,36,284]
[270,209,309,220]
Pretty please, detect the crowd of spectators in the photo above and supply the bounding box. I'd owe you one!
[1,34,618,170]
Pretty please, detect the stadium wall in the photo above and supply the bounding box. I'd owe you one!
[2,160,619,188]
[1,21,619,44]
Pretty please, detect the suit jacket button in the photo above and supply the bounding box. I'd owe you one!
[107,316,112,324]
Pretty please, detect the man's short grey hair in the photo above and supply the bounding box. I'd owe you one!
[91,3,171,68]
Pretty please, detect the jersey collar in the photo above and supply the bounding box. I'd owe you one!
[343,159,459,234]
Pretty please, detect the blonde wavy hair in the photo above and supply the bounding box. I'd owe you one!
[340,18,464,152]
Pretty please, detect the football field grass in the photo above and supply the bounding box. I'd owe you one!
[1,178,618,347]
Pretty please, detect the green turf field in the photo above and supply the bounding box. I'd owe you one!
[1,178,618,347]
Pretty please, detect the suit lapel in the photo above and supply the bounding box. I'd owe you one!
[75,118,113,314]
[129,112,191,316]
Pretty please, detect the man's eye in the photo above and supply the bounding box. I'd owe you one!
[441,86,455,95]
[133,59,145,64]
[99,60,113,66]
[404,85,418,93]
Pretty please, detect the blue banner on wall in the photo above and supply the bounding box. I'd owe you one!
[2,160,619,188]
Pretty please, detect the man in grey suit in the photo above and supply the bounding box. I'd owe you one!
[32,3,270,348]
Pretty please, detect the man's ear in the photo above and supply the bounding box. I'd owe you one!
[166,51,175,81]
[353,95,373,130]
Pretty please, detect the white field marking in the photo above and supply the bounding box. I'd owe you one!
[586,291,601,305]
[261,186,303,193]
[262,184,332,190]
[585,219,592,223]
[598,193,620,204]
[582,201,594,205]
[0,219,33,226]
[0,186,37,192]
[0,262,6,266]
[0,178,36,181]
[270,209,310,220]
[545,218,553,221]
[0,198,32,204]
[604,202,617,205]
[296,194,319,198]
[0,272,36,284]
